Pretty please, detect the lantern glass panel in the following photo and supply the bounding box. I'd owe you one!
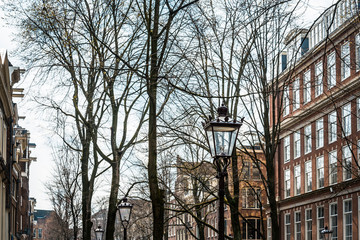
[206,124,239,157]
[120,207,131,222]
[95,228,104,240]
[205,127,215,156]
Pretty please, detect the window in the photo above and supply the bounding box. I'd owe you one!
[242,188,261,209]
[295,212,301,240]
[305,160,312,192]
[242,219,261,240]
[342,103,351,136]
[294,131,301,158]
[33,229,37,238]
[341,42,350,80]
[285,169,290,198]
[318,207,325,240]
[356,34,360,71]
[343,145,352,180]
[357,98,360,131]
[317,156,324,188]
[243,161,250,179]
[284,86,290,116]
[293,78,300,110]
[284,136,290,162]
[315,61,323,97]
[294,165,301,195]
[252,162,260,179]
[285,214,291,240]
[211,219,214,237]
[329,111,337,143]
[39,228,43,238]
[267,218,272,240]
[316,118,324,149]
[329,150,338,185]
[327,52,336,89]
[330,203,338,240]
[224,218,228,235]
[304,125,312,154]
[306,209,312,240]
[344,199,352,240]
[358,140,360,168]
[304,70,311,104]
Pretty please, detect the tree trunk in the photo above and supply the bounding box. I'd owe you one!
[226,154,241,240]
[106,160,120,240]
[81,147,93,240]
[148,1,165,239]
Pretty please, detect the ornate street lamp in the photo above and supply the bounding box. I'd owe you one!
[203,104,243,240]
[94,226,104,240]
[320,226,333,240]
[117,198,133,240]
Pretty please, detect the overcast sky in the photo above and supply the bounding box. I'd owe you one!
[0,0,336,210]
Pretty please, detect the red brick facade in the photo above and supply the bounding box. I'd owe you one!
[273,2,360,240]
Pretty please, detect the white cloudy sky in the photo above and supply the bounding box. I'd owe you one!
[0,0,336,210]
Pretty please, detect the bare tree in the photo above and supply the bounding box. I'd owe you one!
[46,144,82,239]
[6,1,148,239]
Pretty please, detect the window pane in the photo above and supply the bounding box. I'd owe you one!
[327,52,336,89]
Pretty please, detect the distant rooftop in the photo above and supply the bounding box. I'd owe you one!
[34,209,53,220]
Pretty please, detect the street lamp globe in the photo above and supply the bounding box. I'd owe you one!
[118,198,133,228]
[94,226,104,240]
[203,104,243,159]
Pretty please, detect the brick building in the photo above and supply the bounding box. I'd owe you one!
[0,49,36,239]
[235,147,267,240]
[168,149,266,240]
[273,1,360,239]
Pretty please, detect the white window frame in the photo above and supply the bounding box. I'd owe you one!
[267,218,272,240]
[293,78,300,110]
[318,206,325,240]
[343,145,352,181]
[329,111,337,143]
[304,125,312,154]
[305,209,312,240]
[316,118,324,149]
[356,34,360,71]
[329,150,338,185]
[294,165,301,196]
[343,199,352,240]
[283,85,290,116]
[304,70,311,104]
[342,103,351,136]
[285,213,291,240]
[284,136,290,163]
[305,160,312,192]
[357,98,360,131]
[341,41,350,80]
[294,131,301,158]
[315,61,323,97]
[358,140,360,171]
[284,169,290,198]
[330,202,338,240]
[327,52,336,89]
[295,211,301,240]
[317,156,324,189]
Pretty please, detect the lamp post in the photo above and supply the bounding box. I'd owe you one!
[203,104,243,240]
[94,226,104,240]
[117,198,133,240]
[320,226,333,240]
